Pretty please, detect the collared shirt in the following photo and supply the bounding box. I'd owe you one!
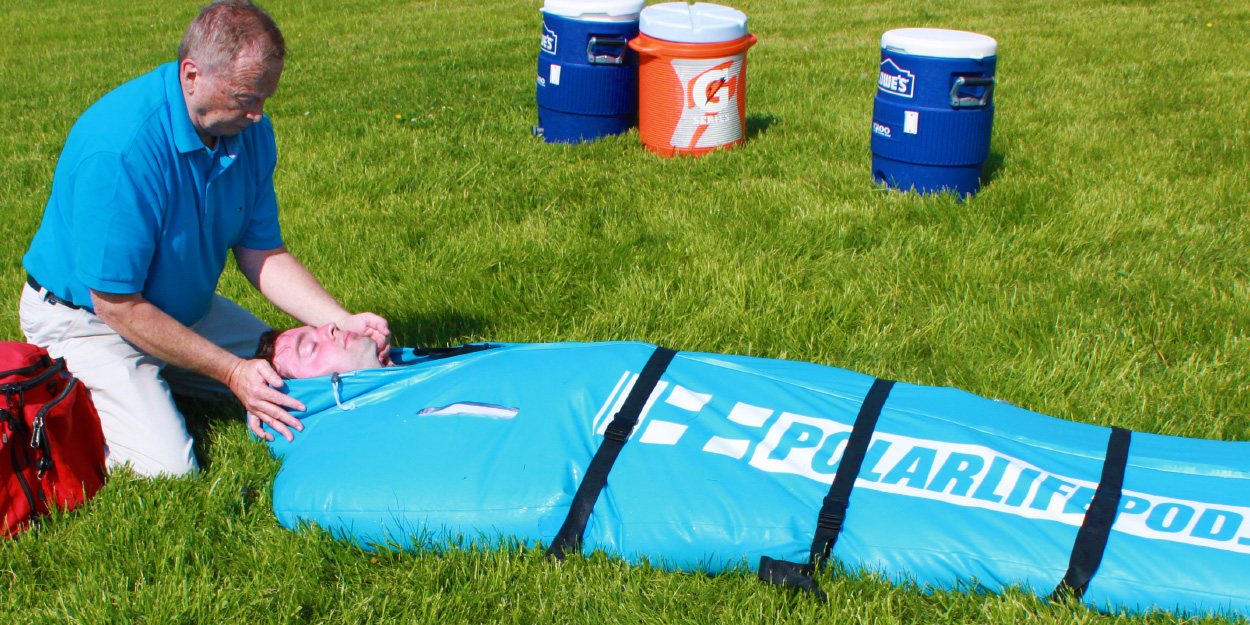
[22,62,283,327]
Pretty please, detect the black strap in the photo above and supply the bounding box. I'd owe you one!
[9,436,41,531]
[1051,426,1131,603]
[810,377,896,565]
[410,344,499,361]
[758,557,826,601]
[4,402,42,531]
[758,377,896,599]
[0,353,57,386]
[546,346,678,560]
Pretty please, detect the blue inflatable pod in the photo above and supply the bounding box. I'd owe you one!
[266,342,1250,617]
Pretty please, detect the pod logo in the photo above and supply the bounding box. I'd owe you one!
[541,24,557,55]
[878,58,915,98]
[593,370,1250,556]
[746,415,1250,555]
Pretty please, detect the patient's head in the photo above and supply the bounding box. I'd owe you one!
[256,323,384,378]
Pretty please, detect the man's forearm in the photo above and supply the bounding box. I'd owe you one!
[235,246,351,327]
[91,289,308,439]
[90,290,242,383]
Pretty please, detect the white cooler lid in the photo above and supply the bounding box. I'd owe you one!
[543,0,645,20]
[640,2,748,43]
[881,28,997,60]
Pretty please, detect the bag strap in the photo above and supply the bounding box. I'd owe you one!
[1051,426,1131,602]
[5,411,42,530]
[546,346,677,560]
[0,353,53,380]
[0,356,65,396]
[757,377,896,600]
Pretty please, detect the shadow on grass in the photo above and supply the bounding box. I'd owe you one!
[388,309,492,349]
[746,113,778,140]
[981,150,1006,187]
[177,395,245,473]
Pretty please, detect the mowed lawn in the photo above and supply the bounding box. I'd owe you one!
[2,0,1249,622]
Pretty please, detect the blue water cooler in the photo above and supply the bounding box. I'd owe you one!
[871,28,998,196]
[535,0,646,143]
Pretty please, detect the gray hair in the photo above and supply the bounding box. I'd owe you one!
[177,0,285,73]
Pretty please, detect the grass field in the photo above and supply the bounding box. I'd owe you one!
[2,0,1249,622]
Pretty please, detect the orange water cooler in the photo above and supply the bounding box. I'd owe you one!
[628,3,757,157]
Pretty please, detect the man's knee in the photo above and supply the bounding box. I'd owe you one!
[57,348,200,479]
[107,438,199,478]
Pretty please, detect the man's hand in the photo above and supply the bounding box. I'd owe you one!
[90,290,308,439]
[233,245,390,365]
[227,358,307,442]
[338,312,392,365]
[234,246,394,366]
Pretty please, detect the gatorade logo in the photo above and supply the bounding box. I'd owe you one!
[688,62,739,114]
[541,24,557,55]
[668,56,746,150]
[878,58,915,98]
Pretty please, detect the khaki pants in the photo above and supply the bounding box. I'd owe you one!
[18,283,269,477]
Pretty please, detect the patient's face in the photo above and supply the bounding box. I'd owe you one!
[272,323,383,378]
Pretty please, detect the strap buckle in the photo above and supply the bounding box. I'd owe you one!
[816,511,844,533]
[604,420,633,442]
[758,556,827,601]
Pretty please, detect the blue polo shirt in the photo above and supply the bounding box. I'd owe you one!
[22,62,284,327]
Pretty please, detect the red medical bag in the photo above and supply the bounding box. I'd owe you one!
[1,341,107,536]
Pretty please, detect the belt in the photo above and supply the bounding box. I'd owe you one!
[26,274,85,310]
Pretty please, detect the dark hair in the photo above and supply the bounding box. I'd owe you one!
[254,328,280,368]
[178,0,285,72]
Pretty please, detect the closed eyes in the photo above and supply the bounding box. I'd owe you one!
[296,333,317,359]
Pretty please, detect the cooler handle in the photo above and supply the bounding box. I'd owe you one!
[950,76,996,108]
[587,37,629,65]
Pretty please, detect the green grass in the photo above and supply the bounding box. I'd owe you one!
[2,0,1249,621]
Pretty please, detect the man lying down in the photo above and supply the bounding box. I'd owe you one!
[250,323,388,440]
[256,325,1250,618]
[258,324,386,378]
